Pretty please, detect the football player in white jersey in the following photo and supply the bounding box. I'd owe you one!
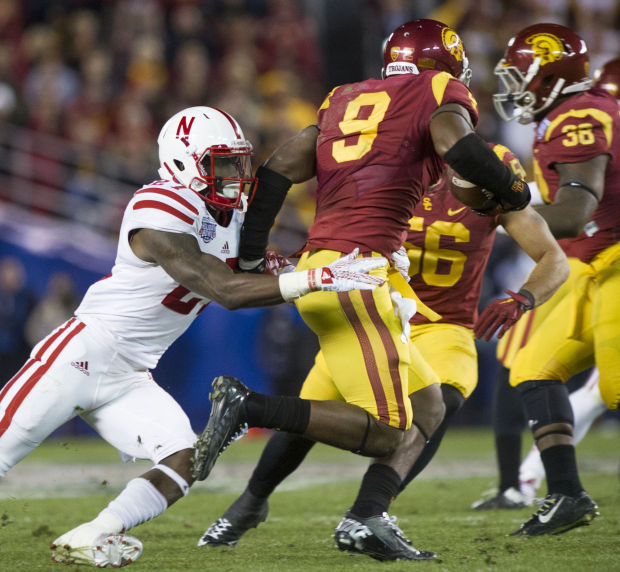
[0,106,387,568]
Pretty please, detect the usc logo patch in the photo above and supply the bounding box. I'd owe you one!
[441,28,464,62]
[390,46,414,61]
[525,33,564,66]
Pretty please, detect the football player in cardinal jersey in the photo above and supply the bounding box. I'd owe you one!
[197,143,567,557]
[390,142,568,493]
[485,24,620,536]
[193,19,532,561]
[474,55,620,512]
[0,106,386,568]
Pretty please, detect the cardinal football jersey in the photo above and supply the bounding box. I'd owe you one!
[305,71,479,258]
[406,179,498,329]
[406,143,526,328]
[532,89,620,263]
[76,179,243,369]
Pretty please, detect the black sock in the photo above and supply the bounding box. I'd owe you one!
[244,393,311,434]
[540,444,583,497]
[496,434,522,492]
[350,464,402,518]
[248,432,315,499]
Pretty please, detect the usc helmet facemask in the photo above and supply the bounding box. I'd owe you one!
[158,106,257,212]
[593,57,620,100]
[493,23,591,124]
[382,18,472,86]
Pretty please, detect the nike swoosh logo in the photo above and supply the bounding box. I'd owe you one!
[447,206,467,216]
[539,498,564,523]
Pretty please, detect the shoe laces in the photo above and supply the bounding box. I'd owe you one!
[206,518,232,539]
[381,513,411,544]
[533,494,558,517]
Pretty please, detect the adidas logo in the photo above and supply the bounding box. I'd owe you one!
[71,361,90,376]
[221,241,230,254]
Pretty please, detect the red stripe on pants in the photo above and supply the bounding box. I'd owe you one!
[361,289,407,429]
[0,359,36,402]
[0,321,85,436]
[338,291,390,424]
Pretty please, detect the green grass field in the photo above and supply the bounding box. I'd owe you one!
[1,427,618,571]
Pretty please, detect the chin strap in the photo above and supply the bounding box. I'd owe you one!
[238,192,248,213]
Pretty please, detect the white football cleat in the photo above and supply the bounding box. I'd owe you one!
[51,521,142,567]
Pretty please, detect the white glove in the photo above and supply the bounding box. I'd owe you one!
[390,287,417,343]
[391,246,410,282]
[279,248,386,302]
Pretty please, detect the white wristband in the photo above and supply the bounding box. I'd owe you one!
[278,270,311,302]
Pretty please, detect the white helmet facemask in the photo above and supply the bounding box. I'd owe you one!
[493,57,591,124]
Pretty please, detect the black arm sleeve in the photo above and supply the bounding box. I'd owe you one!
[239,165,293,261]
[444,133,531,211]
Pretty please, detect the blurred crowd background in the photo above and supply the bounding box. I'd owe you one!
[0,0,618,434]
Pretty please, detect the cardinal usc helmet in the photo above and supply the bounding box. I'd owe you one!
[593,57,620,99]
[382,19,472,86]
[493,23,591,124]
[158,106,257,211]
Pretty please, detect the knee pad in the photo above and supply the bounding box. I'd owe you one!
[517,380,574,433]
[153,464,189,496]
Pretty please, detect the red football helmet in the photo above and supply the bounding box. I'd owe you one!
[493,23,591,124]
[382,19,471,86]
[593,57,620,99]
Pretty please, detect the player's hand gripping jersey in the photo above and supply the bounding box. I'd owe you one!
[76,179,243,369]
[533,89,620,263]
[305,71,479,258]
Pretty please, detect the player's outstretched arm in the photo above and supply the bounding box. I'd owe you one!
[474,206,569,341]
[131,229,386,309]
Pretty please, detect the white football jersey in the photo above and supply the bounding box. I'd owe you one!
[76,179,243,368]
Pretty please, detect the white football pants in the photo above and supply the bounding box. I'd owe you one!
[0,318,196,476]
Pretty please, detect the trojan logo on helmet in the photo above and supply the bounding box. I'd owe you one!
[441,27,465,63]
[493,23,591,124]
[525,33,565,66]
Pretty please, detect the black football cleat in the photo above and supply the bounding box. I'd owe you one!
[192,376,250,481]
[334,511,436,562]
[198,490,269,547]
[509,491,599,536]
